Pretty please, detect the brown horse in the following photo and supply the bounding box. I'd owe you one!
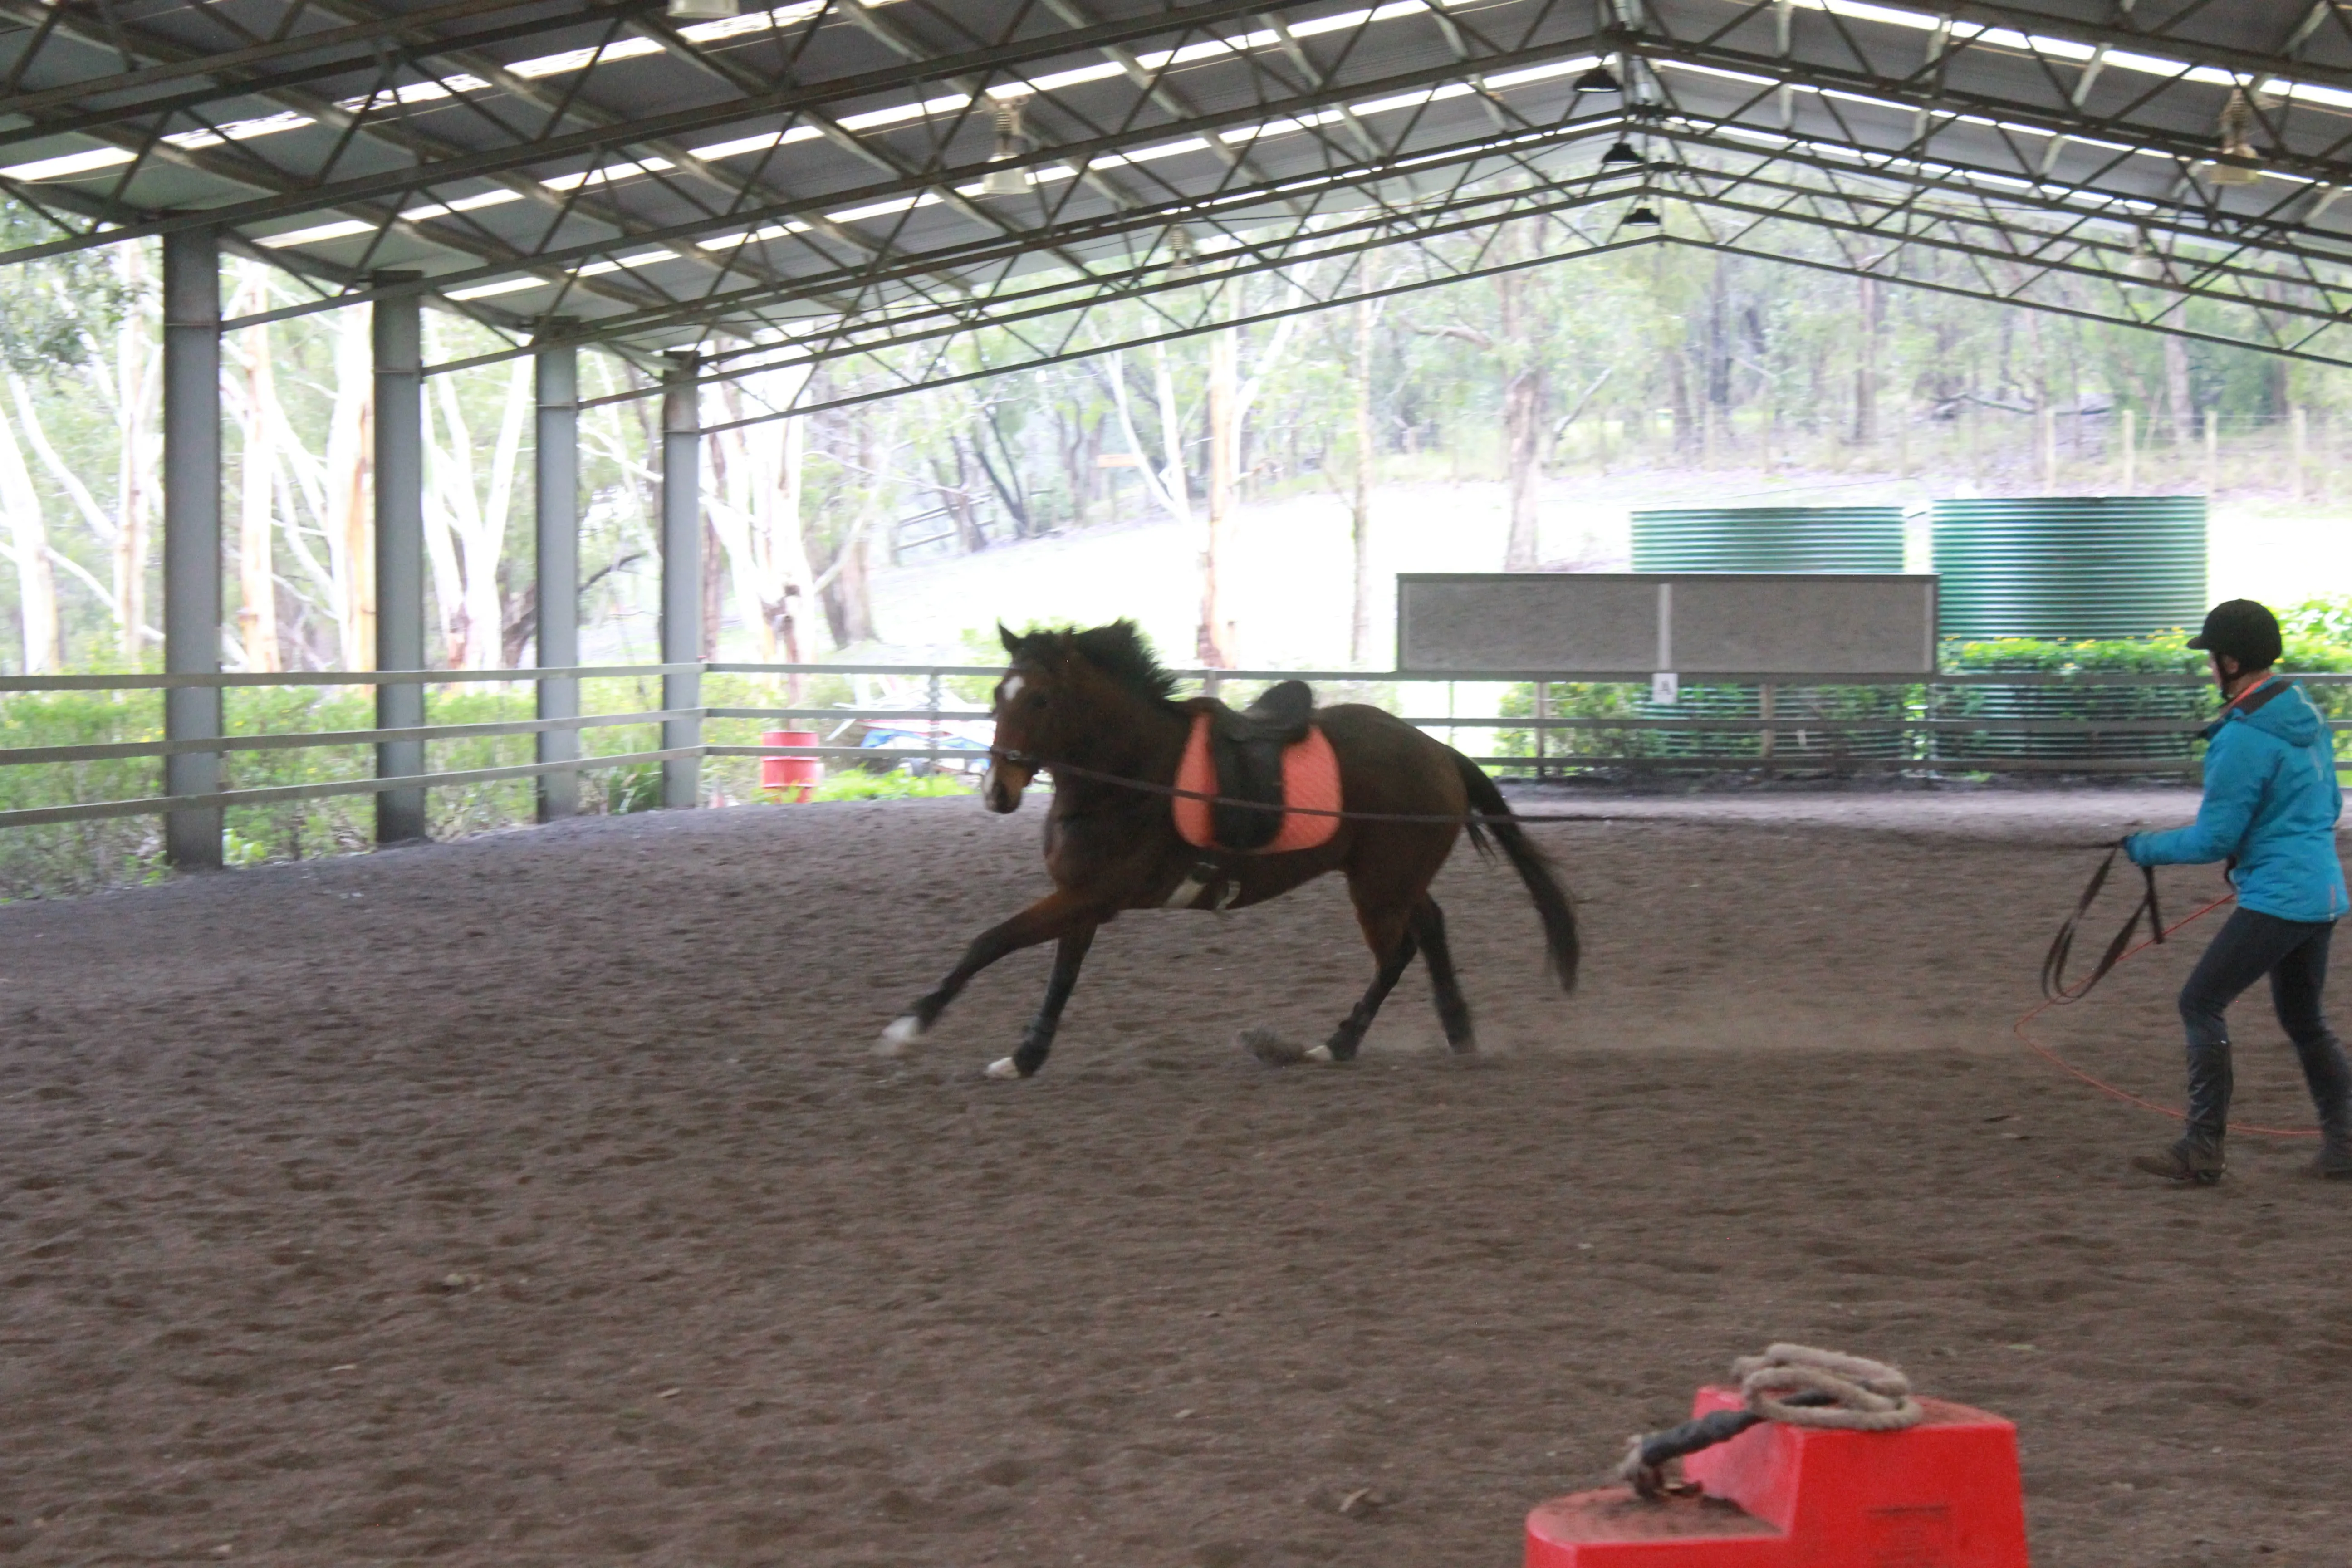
[877,622,1579,1078]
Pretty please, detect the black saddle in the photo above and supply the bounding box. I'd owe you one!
[1193,679,1316,852]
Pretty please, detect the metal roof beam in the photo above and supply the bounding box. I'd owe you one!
[1647,124,2352,293]
[1615,33,2341,188]
[0,0,638,152]
[431,154,1645,371]
[288,0,892,317]
[0,0,709,314]
[530,160,2352,422]
[0,0,1360,264]
[1931,0,2352,88]
[575,193,2352,434]
[198,40,1620,329]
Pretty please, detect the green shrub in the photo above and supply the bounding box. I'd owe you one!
[1478,631,2352,776]
[603,763,664,814]
[1941,634,2205,674]
[1493,681,1658,765]
[810,769,974,802]
[0,675,686,898]
[2283,595,2352,648]
[1491,679,1915,771]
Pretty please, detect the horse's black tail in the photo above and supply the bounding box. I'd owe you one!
[1452,752,1580,993]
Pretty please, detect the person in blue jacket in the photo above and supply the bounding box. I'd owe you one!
[2125,599,2350,1183]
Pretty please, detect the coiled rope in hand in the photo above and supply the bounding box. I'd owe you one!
[2016,851,2314,1138]
[2039,840,2166,1003]
[1617,1344,1924,1502]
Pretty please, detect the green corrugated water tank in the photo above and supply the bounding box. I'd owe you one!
[1631,505,1906,573]
[1931,496,2207,639]
[1931,497,2210,765]
[1625,506,1910,766]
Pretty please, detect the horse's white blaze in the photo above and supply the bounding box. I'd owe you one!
[1002,674,1024,700]
[1304,1044,1336,1064]
[985,1056,1022,1079]
[980,759,1000,798]
[876,1015,925,1055]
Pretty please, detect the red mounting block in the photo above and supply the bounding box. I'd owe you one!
[1526,1387,2030,1568]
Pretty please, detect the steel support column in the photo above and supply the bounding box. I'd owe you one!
[373,277,427,843]
[660,351,702,810]
[534,337,579,821]
[161,227,222,870]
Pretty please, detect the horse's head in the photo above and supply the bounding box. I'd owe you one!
[982,624,1066,813]
[983,620,1179,813]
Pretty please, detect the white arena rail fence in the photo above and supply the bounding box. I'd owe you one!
[4,663,2348,847]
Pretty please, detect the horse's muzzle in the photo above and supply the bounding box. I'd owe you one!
[982,759,1033,813]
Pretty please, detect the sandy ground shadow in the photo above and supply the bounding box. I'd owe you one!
[0,785,2345,1567]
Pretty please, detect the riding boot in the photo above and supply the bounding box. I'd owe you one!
[2133,1036,2231,1184]
[2293,1029,2352,1179]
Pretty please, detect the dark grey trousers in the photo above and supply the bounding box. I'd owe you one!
[2176,908,2352,1153]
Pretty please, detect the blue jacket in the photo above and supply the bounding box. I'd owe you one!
[2126,677,2347,923]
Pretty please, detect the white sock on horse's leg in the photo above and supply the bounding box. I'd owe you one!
[985,1056,1022,1079]
[876,1015,926,1055]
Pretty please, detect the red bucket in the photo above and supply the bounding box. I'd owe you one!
[760,730,821,803]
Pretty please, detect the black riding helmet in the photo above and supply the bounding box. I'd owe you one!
[2186,598,2283,671]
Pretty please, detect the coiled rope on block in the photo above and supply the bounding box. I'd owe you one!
[1617,1344,1923,1502]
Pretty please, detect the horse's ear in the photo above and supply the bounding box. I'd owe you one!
[998,622,1020,656]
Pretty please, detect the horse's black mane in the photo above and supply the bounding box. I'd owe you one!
[1004,620,1181,707]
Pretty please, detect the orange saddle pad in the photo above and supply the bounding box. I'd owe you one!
[1173,713,1343,854]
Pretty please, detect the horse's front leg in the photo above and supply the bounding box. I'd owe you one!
[878,889,1098,1055]
[989,920,1100,1080]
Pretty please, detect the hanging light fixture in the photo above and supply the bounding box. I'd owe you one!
[981,96,1034,197]
[2210,89,2261,186]
[1165,225,1198,280]
[1601,138,1642,167]
[1575,61,1622,93]
[1625,203,1662,226]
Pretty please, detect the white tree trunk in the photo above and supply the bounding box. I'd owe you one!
[1199,329,1237,666]
[706,405,768,663]
[323,310,373,669]
[421,402,470,667]
[1104,350,1182,521]
[709,368,815,670]
[0,394,62,673]
[1350,285,1376,667]
[233,264,280,671]
[110,242,158,662]
[1149,342,1194,530]
[472,358,531,666]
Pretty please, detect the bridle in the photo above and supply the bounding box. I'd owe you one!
[2039,840,2164,1002]
[2031,670,2285,999]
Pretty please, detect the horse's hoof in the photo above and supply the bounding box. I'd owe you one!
[985,1056,1024,1080]
[1304,1044,1337,1065]
[876,1015,925,1056]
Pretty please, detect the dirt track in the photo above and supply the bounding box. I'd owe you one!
[2,785,2347,1568]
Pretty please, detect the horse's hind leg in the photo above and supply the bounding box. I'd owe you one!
[1410,895,1477,1053]
[1308,902,1417,1064]
[989,921,1099,1081]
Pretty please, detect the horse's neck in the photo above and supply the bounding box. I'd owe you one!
[1062,687,1187,796]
